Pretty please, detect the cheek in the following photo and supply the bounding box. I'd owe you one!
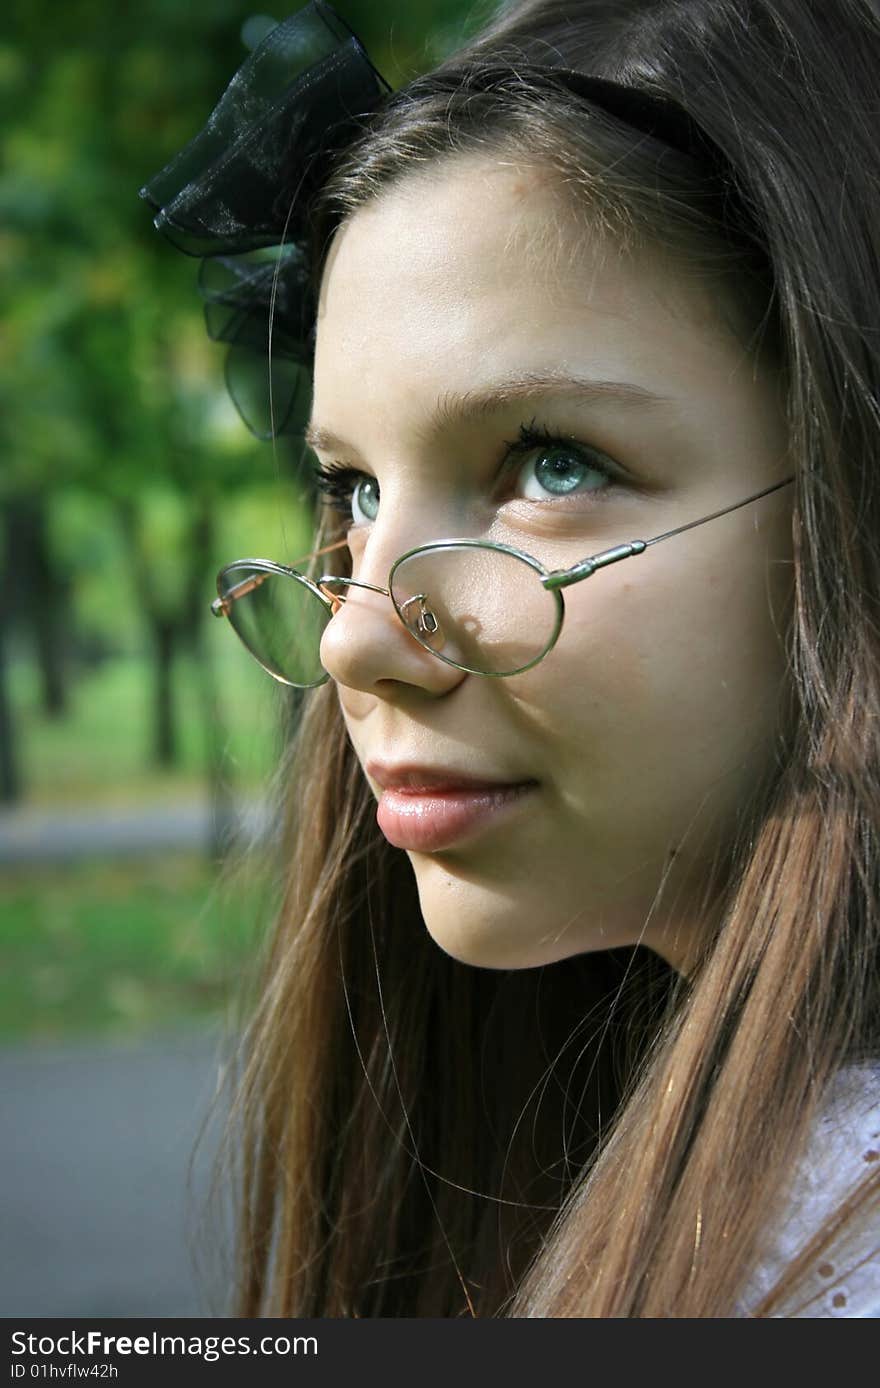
[513,534,792,826]
[335,683,371,763]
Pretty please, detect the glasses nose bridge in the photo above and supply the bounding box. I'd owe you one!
[315,554,467,696]
[317,573,391,616]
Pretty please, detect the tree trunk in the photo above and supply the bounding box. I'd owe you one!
[182,494,214,654]
[194,618,237,860]
[152,615,176,767]
[3,496,68,717]
[0,615,20,804]
[117,490,235,784]
[115,497,182,772]
[185,498,238,858]
[32,573,67,718]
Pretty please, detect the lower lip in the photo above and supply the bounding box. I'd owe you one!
[376,783,537,852]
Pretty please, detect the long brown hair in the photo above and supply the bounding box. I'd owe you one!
[222,0,880,1316]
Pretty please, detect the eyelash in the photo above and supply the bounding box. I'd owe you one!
[311,420,618,516]
[313,461,367,513]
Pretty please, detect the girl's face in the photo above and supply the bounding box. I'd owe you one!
[310,157,794,973]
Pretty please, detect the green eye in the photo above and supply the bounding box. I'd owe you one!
[516,445,613,500]
[352,474,380,522]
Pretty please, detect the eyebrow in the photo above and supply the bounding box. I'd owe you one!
[303,372,670,456]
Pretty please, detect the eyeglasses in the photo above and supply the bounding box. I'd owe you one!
[211,475,795,686]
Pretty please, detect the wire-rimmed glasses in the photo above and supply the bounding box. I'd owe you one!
[210,475,795,686]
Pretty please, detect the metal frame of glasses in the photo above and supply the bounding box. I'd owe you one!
[211,474,795,686]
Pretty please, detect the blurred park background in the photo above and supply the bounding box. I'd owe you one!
[1,0,484,1044]
[1,0,482,1314]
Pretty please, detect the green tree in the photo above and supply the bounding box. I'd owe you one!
[1,0,483,804]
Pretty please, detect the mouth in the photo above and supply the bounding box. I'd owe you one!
[367,763,538,853]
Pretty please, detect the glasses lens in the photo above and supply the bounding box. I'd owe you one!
[218,565,331,686]
[389,542,561,676]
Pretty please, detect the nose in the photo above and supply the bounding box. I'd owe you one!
[318,568,466,698]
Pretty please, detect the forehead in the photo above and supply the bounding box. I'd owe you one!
[318,157,659,334]
[311,155,757,442]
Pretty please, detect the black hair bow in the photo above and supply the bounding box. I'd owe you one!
[141,0,730,442]
[140,1,390,440]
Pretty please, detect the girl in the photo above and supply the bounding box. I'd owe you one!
[143,0,880,1315]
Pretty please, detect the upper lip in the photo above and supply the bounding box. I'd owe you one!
[366,760,536,793]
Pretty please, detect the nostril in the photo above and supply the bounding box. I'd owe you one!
[317,569,467,698]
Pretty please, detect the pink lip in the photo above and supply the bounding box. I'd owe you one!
[366,760,531,792]
[375,782,537,852]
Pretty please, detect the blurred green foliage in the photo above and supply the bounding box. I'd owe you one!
[2,0,491,501]
[1,0,486,801]
[0,1,489,1039]
[11,645,284,806]
[0,853,272,1040]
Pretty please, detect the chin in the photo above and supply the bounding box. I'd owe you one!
[423,922,552,971]
[411,856,651,970]
[415,880,585,971]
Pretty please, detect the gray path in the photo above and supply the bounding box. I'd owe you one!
[0,1027,234,1318]
[0,798,272,865]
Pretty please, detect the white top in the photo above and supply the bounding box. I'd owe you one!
[736,1064,880,1317]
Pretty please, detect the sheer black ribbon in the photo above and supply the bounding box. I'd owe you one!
[141,0,734,442]
[140,1,390,438]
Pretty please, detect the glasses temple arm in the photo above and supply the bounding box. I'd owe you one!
[290,535,351,568]
[543,475,795,591]
[211,569,272,618]
[210,535,351,618]
[641,475,795,548]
